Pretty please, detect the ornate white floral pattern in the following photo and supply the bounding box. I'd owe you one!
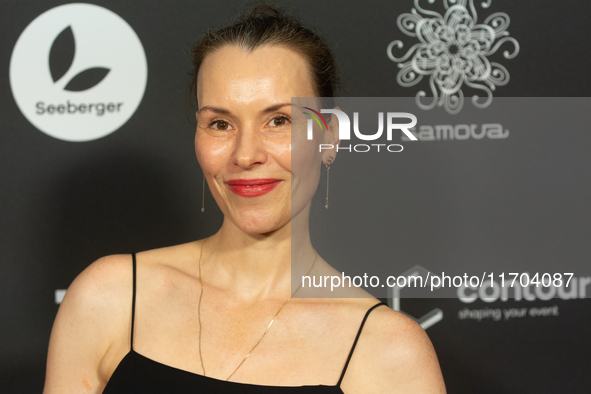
[388,0,519,114]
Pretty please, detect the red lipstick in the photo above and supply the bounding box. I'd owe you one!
[226,178,282,197]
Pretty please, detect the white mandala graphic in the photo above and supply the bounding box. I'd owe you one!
[388,0,519,114]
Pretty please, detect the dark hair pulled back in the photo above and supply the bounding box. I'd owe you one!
[189,3,341,108]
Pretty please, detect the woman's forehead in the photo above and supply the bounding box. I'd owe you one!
[197,45,315,108]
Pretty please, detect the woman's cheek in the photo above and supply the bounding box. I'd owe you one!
[196,135,233,172]
[267,136,293,172]
[290,133,320,177]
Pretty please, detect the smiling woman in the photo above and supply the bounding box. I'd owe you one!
[43,4,445,394]
[195,44,313,235]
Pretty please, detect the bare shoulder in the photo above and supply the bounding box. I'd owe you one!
[44,254,134,393]
[73,253,133,296]
[56,254,134,333]
[61,239,202,328]
[61,254,136,325]
[44,239,206,393]
[342,303,446,393]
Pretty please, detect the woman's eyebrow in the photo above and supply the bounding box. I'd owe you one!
[199,103,292,115]
[198,106,230,114]
[262,103,292,112]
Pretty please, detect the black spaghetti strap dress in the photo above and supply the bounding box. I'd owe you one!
[102,253,386,393]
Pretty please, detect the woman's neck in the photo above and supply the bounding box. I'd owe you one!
[201,207,316,301]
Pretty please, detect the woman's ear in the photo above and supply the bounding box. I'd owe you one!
[322,107,341,165]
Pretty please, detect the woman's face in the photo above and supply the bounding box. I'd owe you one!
[195,44,335,235]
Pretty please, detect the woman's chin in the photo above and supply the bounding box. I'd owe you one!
[230,212,290,235]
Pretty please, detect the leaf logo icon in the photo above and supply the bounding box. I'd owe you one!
[48,25,110,91]
[49,26,74,82]
[11,3,148,141]
[64,67,110,92]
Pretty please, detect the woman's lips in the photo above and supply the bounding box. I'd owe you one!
[226,178,282,197]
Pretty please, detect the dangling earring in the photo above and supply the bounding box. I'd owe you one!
[201,173,206,213]
[325,156,333,209]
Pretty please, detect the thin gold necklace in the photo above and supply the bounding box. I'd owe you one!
[197,237,318,381]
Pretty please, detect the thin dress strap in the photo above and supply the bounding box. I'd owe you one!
[130,253,137,351]
[337,301,387,387]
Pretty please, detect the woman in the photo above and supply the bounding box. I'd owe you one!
[43,5,445,393]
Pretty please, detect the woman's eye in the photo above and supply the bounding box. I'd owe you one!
[268,116,290,127]
[211,120,232,131]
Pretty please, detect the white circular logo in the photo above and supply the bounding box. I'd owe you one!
[10,3,148,142]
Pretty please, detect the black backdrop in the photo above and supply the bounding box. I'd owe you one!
[1,1,590,392]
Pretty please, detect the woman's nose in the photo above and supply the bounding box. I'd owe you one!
[232,127,267,169]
